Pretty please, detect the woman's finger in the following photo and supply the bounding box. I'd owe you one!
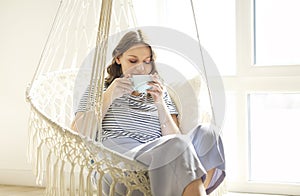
[148,81,163,92]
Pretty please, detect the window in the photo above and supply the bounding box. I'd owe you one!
[226,0,300,194]
[253,0,300,66]
[248,93,300,183]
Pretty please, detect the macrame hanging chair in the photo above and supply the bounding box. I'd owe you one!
[26,0,226,195]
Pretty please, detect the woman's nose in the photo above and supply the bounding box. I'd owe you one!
[126,63,147,75]
[136,63,145,71]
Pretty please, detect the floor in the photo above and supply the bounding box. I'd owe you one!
[0,185,44,196]
[0,185,286,196]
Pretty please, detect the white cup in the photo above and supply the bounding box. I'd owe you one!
[130,75,153,93]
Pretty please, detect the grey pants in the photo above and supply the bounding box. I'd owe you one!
[101,124,226,196]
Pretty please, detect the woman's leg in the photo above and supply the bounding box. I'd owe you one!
[182,179,207,196]
[204,168,216,188]
[190,124,226,194]
[102,134,224,196]
[134,135,207,196]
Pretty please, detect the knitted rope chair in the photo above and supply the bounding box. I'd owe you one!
[26,0,227,195]
[27,70,151,195]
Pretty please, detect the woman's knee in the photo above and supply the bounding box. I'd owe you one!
[167,136,192,152]
[190,125,224,159]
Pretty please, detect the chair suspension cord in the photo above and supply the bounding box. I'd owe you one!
[29,1,63,93]
[189,0,216,125]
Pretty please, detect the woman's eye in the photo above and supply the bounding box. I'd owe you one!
[129,60,137,64]
[144,61,151,64]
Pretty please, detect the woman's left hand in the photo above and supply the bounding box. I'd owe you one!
[146,73,164,104]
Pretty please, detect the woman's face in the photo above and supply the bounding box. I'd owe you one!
[116,44,152,75]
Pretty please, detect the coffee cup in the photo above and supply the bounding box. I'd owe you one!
[130,75,153,93]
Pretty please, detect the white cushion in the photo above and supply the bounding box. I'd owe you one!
[158,67,211,134]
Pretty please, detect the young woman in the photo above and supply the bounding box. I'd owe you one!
[73,30,225,196]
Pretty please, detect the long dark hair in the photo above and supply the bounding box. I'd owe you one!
[105,30,157,88]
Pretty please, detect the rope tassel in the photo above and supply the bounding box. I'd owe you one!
[46,152,52,195]
[60,161,66,196]
[69,163,75,196]
[35,144,43,185]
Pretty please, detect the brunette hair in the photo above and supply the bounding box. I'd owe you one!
[105,30,157,87]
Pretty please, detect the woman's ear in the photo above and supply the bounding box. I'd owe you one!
[115,57,121,65]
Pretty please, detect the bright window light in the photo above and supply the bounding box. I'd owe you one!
[254,0,300,66]
[142,0,237,76]
[248,93,300,183]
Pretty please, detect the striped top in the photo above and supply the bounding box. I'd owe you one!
[76,88,178,143]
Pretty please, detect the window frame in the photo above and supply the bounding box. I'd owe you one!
[223,0,300,194]
[237,0,300,77]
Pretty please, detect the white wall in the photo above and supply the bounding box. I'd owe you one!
[0,0,59,186]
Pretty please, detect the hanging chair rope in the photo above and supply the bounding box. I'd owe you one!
[88,0,114,140]
[189,0,216,126]
[28,0,63,93]
[85,0,138,141]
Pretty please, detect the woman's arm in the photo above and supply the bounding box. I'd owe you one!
[70,90,115,136]
[101,76,133,118]
[70,111,98,138]
[156,102,181,135]
[147,74,181,135]
[172,114,179,127]
[71,76,133,132]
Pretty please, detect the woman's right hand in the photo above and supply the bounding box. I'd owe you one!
[105,75,133,101]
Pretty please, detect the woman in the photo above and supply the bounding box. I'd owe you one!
[73,30,225,196]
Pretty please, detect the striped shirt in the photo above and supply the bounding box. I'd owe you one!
[76,87,178,143]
